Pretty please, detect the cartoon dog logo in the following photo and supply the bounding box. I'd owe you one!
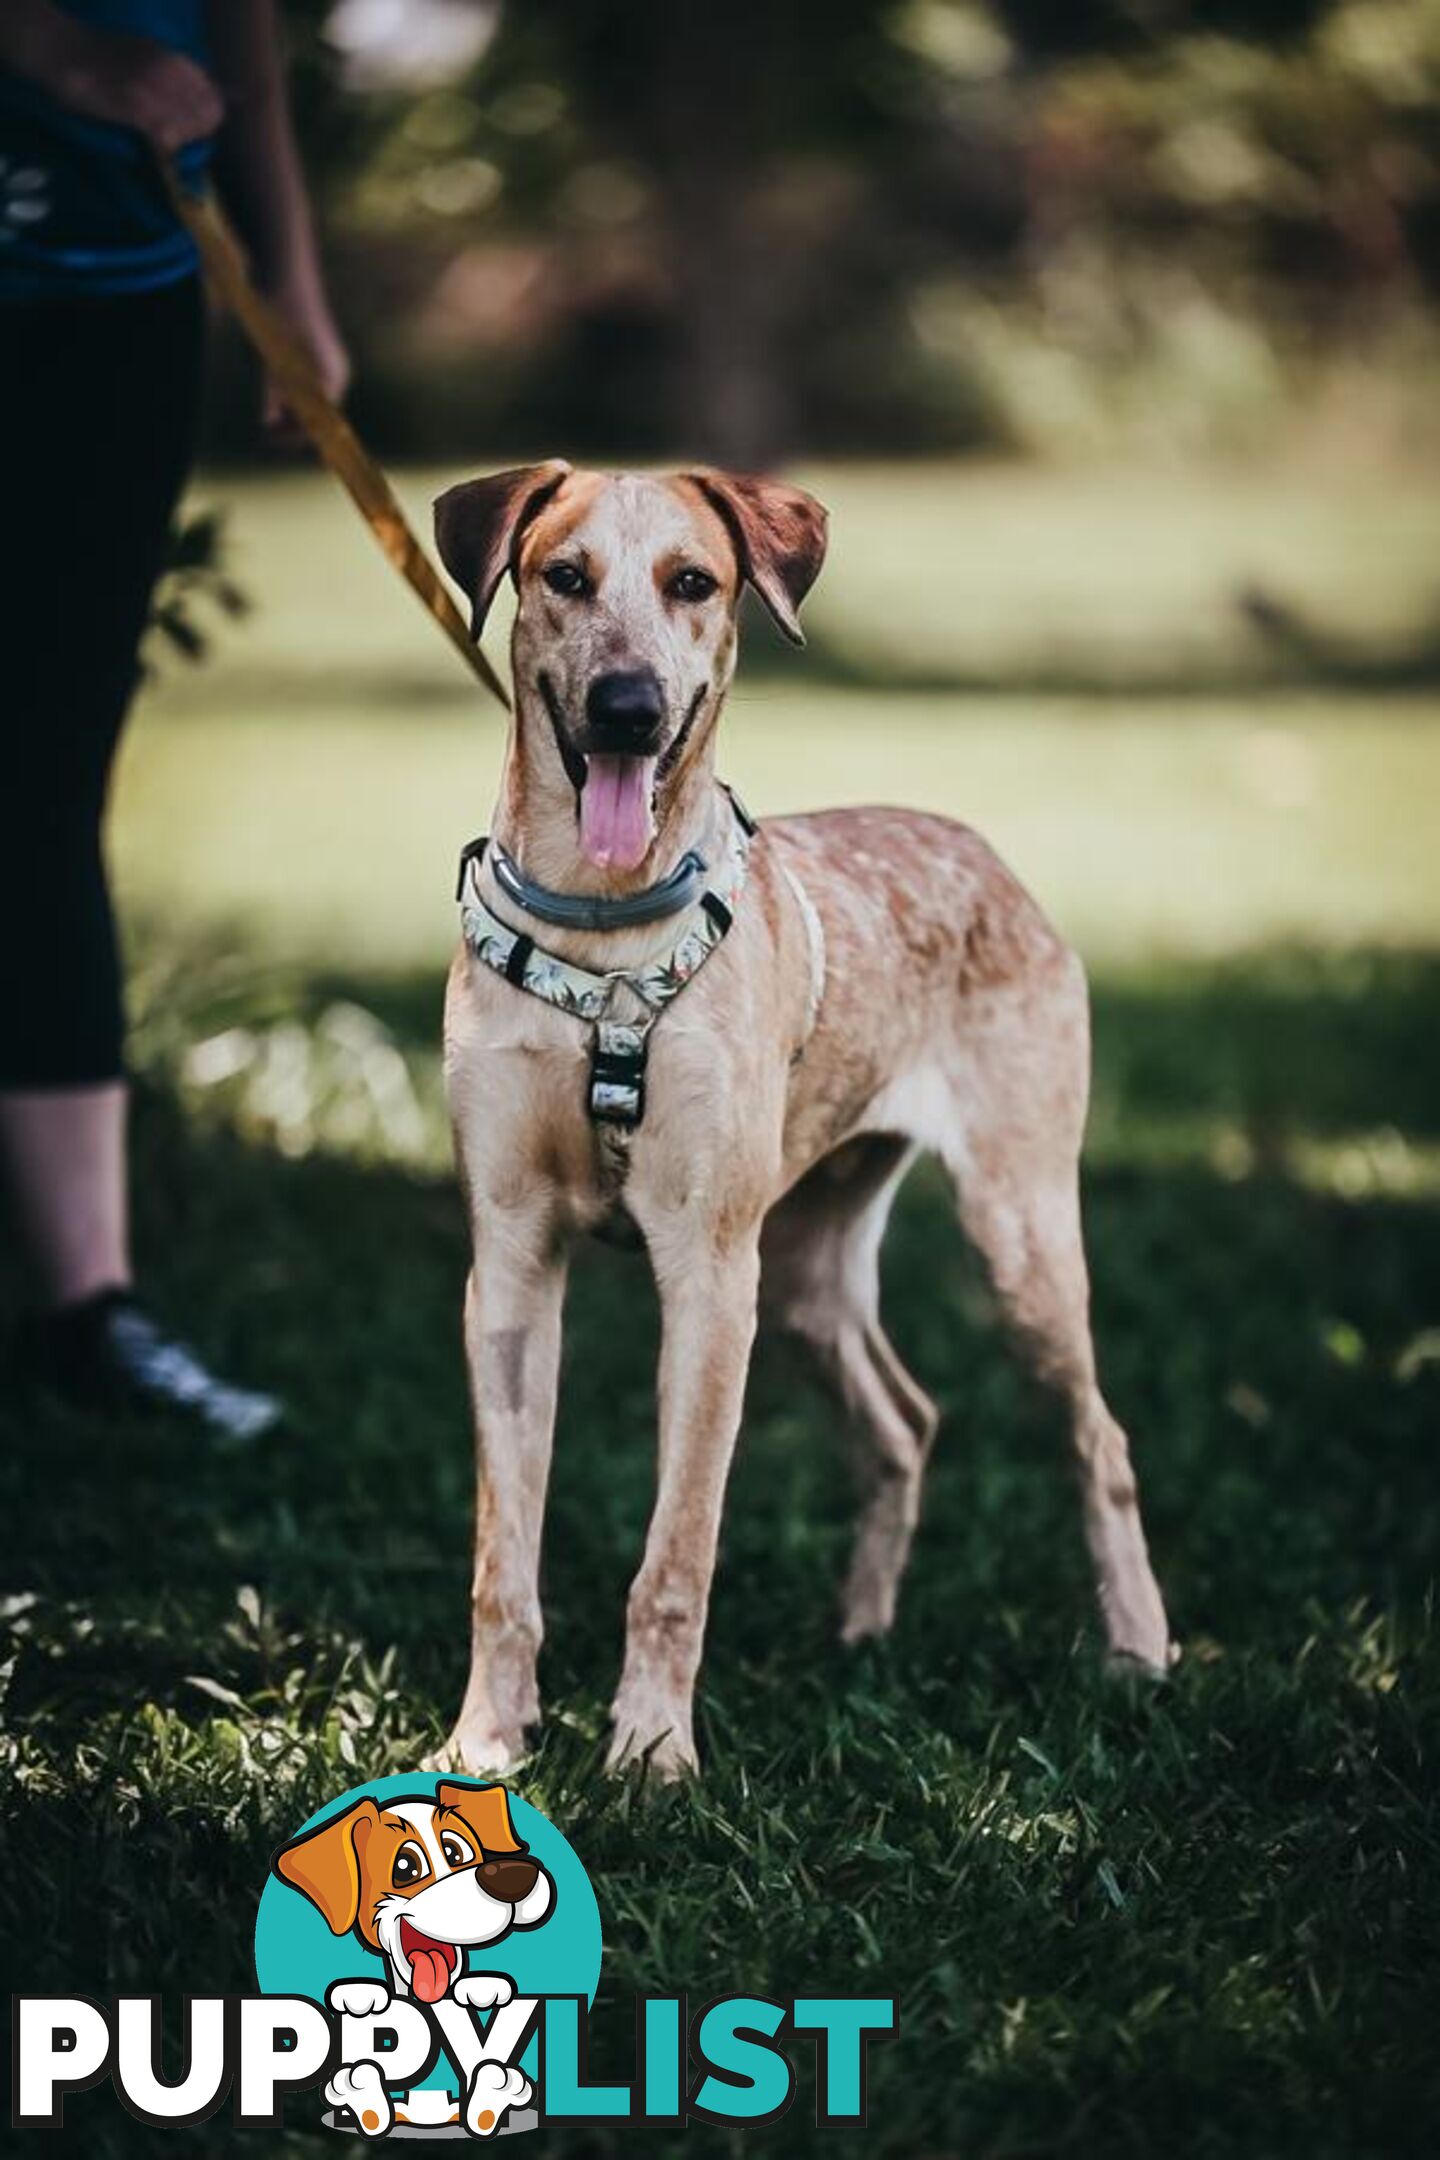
[274,1780,553,2135]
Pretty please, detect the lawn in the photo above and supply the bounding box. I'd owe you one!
[3,460,1439,2156]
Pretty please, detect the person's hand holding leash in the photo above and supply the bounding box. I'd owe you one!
[1,0,348,443]
[207,0,350,442]
[0,4,222,150]
[259,267,350,443]
[55,32,222,150]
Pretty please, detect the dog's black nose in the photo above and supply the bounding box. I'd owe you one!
[479,1855,540,1903]
[584,669,664,751]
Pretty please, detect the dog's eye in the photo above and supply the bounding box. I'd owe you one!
[440,1831,474,1869]
[668,566,718,603]
[542,561,591,599]
[391,1842,429,1889]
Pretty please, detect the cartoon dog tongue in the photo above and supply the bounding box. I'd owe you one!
[580,754,655,871]
[408,1941,453,2004]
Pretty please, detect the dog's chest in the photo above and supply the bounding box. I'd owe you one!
[445,944,775,1229]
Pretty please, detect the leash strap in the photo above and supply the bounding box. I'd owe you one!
[160,163,509,712]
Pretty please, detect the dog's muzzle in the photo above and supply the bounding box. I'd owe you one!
[537,667,669,871]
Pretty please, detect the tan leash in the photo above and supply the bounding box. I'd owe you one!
[160,164,509,711]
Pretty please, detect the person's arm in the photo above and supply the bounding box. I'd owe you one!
[0,0,222,148]
[206,0,349,425]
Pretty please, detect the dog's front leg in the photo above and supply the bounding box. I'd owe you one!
[438,1202,568,1776]
[608,1226,762,1779]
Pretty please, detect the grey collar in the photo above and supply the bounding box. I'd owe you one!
[487,839,710,930]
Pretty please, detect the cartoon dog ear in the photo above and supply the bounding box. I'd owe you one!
[436,1780,524,1856]
[273,1797,380,1935]
[683,469,829,646]
[434,460,572,640]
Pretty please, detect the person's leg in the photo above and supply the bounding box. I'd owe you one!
[0,1086,129,1307]
[0,280,199,1263]
[0,280,278,1437]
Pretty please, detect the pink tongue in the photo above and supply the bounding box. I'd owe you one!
[410,1947,451,2004]
[580,754,655,871]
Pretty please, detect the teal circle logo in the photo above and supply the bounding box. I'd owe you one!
[254,1774,601,2134]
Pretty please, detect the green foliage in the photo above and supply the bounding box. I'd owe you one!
[2,938,1439,2154]
[232,0,1440,461]
[145,509,248,672]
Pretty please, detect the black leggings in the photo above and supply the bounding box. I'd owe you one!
[0,278,204,1087]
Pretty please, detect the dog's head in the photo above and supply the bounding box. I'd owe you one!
[274,1781,553,2003]
[434,464,828,872]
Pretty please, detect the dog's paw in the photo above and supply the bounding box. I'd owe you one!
[464,2060,531,2137]
[1104,1640,1181,1683]
[328,1979,391,2019]
[423,1724,526,1778]
[326,2060,392,2138]
[839,1598,896,1647]
[452,1972,514,2014]
[1100,1576,1177,1678]
[605,1709,698,1783]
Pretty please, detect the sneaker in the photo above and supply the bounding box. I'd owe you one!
[18,1287,282,1443]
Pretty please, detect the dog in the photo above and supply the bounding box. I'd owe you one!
[275,1780,551,2134]
[430,462,1174,1782]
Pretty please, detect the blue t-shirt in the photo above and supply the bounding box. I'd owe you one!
[0,1,214,298]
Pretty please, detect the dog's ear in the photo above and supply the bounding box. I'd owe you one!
[684,469,828,646]
[436,1779,524,1856]
[434,461,572,640]
[273,1797,380,1935]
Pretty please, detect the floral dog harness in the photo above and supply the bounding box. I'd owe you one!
[457,793,755,1131]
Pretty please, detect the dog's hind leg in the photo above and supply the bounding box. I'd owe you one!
[761,1137,939,1643]
[831,1314,939,1644]
[940,953,1173,1672]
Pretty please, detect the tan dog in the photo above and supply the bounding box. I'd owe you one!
[431,463,1173,1781]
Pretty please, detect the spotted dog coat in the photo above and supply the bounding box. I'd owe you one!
[431,464,1174,1780]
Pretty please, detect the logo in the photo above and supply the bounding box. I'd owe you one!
[257,1773,599,2136]
[12,1772,895,2136]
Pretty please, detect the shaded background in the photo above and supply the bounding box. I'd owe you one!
[4,4,1440,2155]
[209,0,1440,469]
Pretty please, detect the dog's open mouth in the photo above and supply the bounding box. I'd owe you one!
[399,1916,461,2004]
[538,674,662,873]
[579,753,658,873]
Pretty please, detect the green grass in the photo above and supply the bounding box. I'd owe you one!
[4,461,1440,2154]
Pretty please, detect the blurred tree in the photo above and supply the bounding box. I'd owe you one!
[203,1,1440,465]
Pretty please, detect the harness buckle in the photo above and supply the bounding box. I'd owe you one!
[588,1022,649,1128]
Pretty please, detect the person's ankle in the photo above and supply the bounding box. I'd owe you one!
[40,1276,133,1321]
